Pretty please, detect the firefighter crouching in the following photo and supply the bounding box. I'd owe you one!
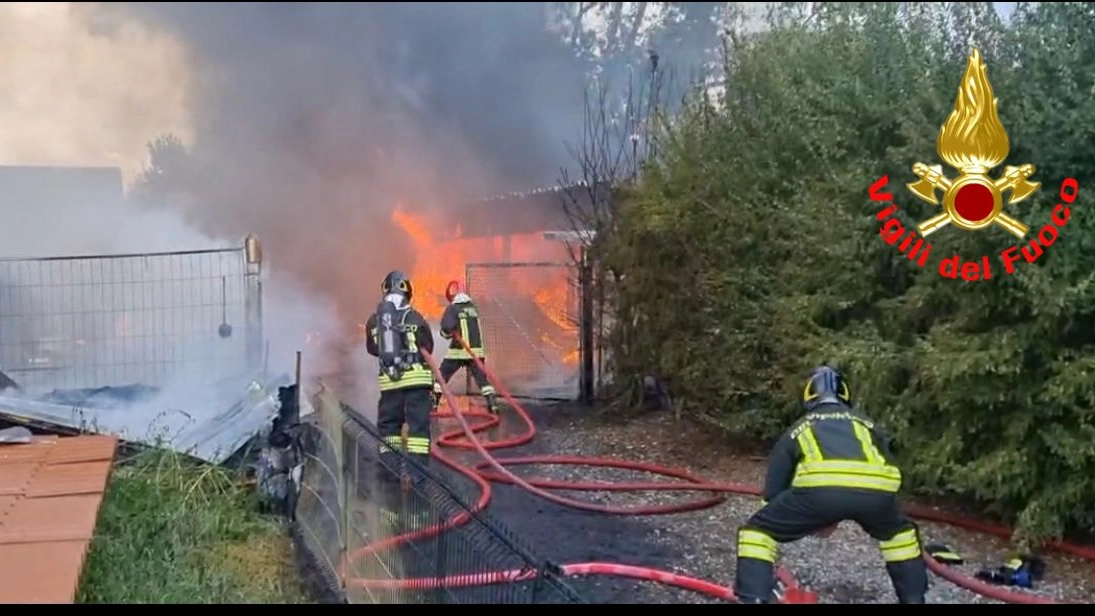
[433,279,499,414]
[364,271,436,528]
[734,366,929,604]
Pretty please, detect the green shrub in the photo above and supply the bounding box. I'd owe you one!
[603,2,1095,541]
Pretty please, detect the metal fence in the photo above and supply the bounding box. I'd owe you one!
[465,262,579,400]
[0,238,263,393]
[295,385,585,604]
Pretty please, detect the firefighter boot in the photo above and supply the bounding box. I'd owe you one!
[887,558,930,604]
[734,552,776,605]
[485,394,499,415]
[376,449,404,534]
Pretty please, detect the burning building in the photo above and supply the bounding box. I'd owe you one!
[388,184,593,400]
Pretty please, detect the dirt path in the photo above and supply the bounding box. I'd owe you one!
[479,403,1095,604]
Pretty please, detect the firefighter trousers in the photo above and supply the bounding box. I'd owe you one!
[435,357,496,403]
[735,487,928,604]
[375,386,434,515]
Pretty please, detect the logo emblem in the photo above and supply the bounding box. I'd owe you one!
[906,48,1040,238]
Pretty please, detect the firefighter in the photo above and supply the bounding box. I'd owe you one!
[433,279,498,414]
[364,271,436,529]
[733,366,929,604]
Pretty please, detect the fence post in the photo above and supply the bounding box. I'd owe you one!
[244,235,264,375]
[578,247,595,404]
[340,427,352,597]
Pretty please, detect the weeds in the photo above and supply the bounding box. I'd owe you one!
[78,448,308,604]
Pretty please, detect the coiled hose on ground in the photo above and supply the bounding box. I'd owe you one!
[343,337,1095,604]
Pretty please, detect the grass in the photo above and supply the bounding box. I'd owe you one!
[77,448,310,604]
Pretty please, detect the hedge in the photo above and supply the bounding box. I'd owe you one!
[601,2,1095,542]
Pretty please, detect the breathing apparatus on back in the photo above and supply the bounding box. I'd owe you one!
[376,271,416,381]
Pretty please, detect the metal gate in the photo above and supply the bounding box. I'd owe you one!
[0,239,263,394]
[466,261,579,400]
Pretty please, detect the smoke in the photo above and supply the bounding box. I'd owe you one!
[0,3,592,428]
[0,3,193,181]
[83,2,589,339]
[0,162,339,393]
[0,2,340,416]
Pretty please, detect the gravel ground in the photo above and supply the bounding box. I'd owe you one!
[455,402,1095,604]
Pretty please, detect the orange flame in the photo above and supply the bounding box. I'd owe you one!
[390,203,469,320]
[389,202,579,366]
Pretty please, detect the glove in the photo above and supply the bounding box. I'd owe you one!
[925,543,963,565]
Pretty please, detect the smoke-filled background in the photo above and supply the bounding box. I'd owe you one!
[0,2,747,395]
[101,2,590,337]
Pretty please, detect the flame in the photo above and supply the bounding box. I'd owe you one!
[937,48,1010,173]
[390,203,471,320]
[389,203,579,367]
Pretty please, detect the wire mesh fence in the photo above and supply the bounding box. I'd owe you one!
[294,385,586,604]
[0,243,263,394]
[465,262,579,400]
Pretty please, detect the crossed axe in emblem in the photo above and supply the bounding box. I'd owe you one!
[907,162,1040,238]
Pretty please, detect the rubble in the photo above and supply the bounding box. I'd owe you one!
[0,373,292,463]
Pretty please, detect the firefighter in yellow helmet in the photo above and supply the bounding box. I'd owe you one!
[433,279,498,413]
[733,366,928,604]
[364,271,435,530]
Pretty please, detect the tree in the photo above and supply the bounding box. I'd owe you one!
[130,133,195,207]
[601,1,1095,540]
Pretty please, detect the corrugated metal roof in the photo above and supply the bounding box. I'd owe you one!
[443,182,599,238]
[0,374,291,464]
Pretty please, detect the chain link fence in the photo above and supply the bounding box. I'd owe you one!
[465,262,579,400]
[293,384,585,604]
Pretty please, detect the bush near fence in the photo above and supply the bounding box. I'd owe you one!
[602,3,1095,542]
[292,385,585,604]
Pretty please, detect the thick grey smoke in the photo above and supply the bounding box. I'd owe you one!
[89,2,588,335]
[0,3,192,180]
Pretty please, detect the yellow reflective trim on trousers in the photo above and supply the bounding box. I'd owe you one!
[792,460,902,492]
[479,385,496,396]
[795,425,823,462]
[852,421,886,465]
[737,528,779,562]
[879,528,922,563]
[444,347,485,359]
[379,435,404,453]
[378,366,434,391]
[406,436,431,455]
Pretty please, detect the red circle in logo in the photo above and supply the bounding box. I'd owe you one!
[953,183,995,222]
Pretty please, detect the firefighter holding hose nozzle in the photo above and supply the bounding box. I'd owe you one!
[734,366,929,604]
[434,279,499,414]
[364,271,436,530]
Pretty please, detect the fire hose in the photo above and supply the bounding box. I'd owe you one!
[343,335,1095,604]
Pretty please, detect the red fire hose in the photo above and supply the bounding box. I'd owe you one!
[342,337,1092,604]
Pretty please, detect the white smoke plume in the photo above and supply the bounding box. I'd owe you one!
[0,3,343,441]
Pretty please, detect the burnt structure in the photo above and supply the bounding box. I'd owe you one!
[443,182,598,240]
